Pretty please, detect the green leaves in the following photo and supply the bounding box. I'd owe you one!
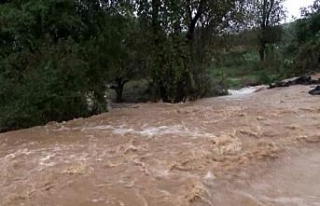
[1,0,306,131]
[292,2,320,74]
[0,0,117,131]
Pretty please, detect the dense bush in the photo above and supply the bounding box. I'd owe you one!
[0,0,115,131]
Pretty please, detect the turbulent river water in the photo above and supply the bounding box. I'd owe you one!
[1,84,320,206]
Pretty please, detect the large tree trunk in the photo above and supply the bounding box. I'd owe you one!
[259,41,266,62]
[186,0,205,41]
[159,81,169,102]
[152,0,161,44]
[151,0,166,102]
[115,85,124,103]
[176,1,204,102]
[111,78,128,103]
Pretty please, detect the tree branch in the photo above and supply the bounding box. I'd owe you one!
[186,0,205,41]
[266,0,275,27]
[186,0,192,21]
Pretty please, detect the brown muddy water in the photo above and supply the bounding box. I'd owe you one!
[1,85,320,206]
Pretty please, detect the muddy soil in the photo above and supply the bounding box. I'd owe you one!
[1,84,320,206]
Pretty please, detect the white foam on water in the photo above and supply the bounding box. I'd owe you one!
[2,148,32,160]
[39,153,57,168]
[135,125,216,138]
[204,171,216,180]
[113,128,136,135]
[82,124,216,138]
[228,87,257,96]
[227,85,267,97]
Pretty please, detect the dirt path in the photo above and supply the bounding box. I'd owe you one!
[1,85,320,206]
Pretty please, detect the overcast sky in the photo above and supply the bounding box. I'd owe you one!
[284,0,314,22]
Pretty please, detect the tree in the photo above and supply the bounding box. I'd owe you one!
[0,0,131,131]
[300,0,320,18]
[293,0,320,73]
[247,0,286,61]
[108,23,146,103]
[136,0,248,102]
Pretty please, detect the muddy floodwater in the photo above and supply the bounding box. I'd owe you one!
[1,85,320,206]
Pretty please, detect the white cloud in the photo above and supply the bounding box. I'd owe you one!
[284,0,314,22]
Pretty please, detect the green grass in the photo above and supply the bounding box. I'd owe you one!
[210,62,280,89]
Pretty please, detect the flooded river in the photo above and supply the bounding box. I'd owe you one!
[1,85,320,206]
